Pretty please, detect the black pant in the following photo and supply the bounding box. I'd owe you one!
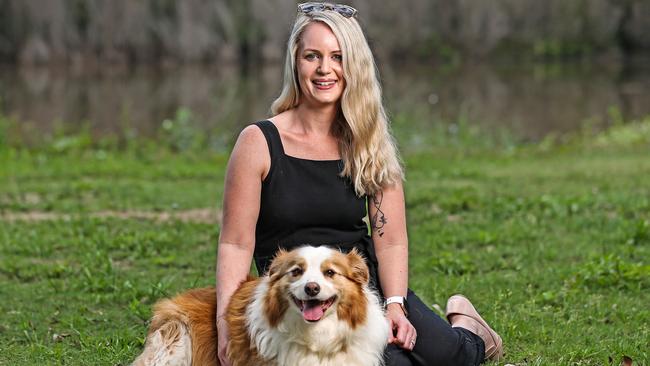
[384,290,485,366]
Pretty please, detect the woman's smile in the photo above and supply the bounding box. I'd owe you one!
[313,78,338,90]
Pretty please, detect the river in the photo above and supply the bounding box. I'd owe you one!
[1,57,649,151]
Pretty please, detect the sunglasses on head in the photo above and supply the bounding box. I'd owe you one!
[297,2,358,18]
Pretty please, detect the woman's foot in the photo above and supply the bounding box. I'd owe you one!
[446,294,504,361]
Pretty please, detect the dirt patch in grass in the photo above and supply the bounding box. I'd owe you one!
[0,208,222,224]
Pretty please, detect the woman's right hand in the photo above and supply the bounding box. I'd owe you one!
[217,318,231,366]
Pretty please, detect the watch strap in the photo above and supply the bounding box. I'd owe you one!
[385,296,405,306]
[384,296,408,316]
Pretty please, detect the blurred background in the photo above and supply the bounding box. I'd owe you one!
[1,0,649,151]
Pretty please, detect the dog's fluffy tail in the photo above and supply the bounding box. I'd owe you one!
[132,288,218,366]
[132,298,192,366]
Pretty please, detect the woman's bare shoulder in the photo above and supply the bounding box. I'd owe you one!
[229,123,271,178]
[237,123,266,146]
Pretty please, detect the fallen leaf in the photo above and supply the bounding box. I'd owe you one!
[446,214,462,222]
[53,333,71,342]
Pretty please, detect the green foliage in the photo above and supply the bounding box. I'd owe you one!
[160,107,204,152]
[593,116,650,147]
[533,39,595,59]
[49,126,93,154]
[0,116,6,150]
[627,219,650,246]
[0,101,11,150]
[390,109,518,155]
[2,104,647,158]
[569,254,649,290]
[0,106,243,159]
[424,251,477,275]
[534,108,650,152]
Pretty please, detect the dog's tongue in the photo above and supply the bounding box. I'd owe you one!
[302,300,324,321]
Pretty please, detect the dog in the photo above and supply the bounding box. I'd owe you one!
[132,246,390,366]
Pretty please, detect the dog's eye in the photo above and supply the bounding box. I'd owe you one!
[324,269,336,277]
[290,268,303,277]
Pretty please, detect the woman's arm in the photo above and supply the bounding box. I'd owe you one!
[216,125,270,364]
[370,183,409,299]
[369,182,416,350]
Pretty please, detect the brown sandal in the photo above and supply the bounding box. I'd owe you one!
[446,294,504,361]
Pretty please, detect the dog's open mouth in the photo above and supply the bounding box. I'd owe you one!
[291,295,337,322]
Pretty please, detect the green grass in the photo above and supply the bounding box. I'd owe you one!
[1,117,649,365]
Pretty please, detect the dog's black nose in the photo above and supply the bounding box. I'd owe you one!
[304,282,320,297]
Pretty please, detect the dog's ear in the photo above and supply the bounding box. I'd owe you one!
[268,248,290,278]
[346,248,369,285]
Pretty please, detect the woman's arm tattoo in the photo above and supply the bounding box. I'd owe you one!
[371,190,387,237]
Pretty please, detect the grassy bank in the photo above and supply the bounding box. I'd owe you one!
[1,118,649,365]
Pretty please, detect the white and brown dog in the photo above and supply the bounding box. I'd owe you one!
[132,246,390,366]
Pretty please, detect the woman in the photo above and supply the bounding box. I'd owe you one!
[216,3,503,365]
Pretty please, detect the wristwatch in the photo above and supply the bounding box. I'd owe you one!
[384,296,409,317]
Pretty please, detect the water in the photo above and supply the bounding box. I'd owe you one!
[1,58,649,151]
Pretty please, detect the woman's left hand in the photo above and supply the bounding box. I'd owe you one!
[385,303,417,351]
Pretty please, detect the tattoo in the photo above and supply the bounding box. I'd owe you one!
[370,190,387,237]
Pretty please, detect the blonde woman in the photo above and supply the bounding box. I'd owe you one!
[216,3,503,365]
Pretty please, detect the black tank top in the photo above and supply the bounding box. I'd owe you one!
[253,120,380,289]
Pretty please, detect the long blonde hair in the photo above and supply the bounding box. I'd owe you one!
[271,10,403,196]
